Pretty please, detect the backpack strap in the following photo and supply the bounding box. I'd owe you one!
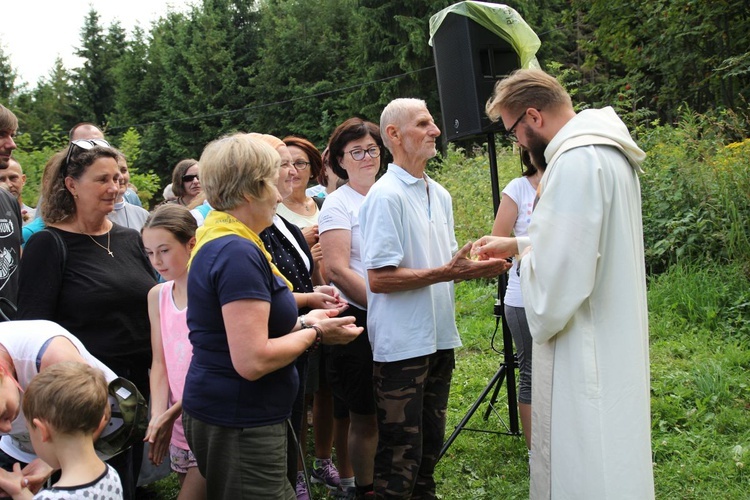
[42,228,68,276]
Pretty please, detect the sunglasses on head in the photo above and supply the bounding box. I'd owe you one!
[182,174,199,183]
[63,139,112,177]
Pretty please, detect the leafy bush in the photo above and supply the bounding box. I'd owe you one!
[639,110,750,274]
[431,141,522,246]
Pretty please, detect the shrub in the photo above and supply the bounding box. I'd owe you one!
[431,141,522,246]
[639,110,750,274]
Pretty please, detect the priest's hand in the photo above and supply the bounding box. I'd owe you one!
[472,236,518,261]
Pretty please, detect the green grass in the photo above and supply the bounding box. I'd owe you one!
[145,265,750,499]
[434,278,529,499]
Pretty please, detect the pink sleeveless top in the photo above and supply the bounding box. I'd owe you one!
[159,281,192,450]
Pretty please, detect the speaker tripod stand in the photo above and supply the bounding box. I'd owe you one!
[438,133,521,460]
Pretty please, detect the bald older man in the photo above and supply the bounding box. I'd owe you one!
[359,98,510,499]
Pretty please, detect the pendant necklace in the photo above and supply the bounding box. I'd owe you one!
[86,230,114,257]
[286,198,310,214]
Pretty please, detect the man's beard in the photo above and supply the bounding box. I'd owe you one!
[525,126,548,172]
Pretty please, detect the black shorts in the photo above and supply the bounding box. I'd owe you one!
[327,305,376,416]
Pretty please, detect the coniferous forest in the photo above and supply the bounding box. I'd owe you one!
[1,0,748,207]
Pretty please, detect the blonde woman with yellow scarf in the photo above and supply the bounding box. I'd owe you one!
[181,134,362,500]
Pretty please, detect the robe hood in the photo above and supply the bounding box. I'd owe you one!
[545,107,646,173]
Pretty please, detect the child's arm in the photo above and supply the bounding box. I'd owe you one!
[146,400,182,466]
[0,463,34,500]
[143,284,175,466]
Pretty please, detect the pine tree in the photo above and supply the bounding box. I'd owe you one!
[20,58,77,142]
[0,43,18,104]
[72,9,127,126]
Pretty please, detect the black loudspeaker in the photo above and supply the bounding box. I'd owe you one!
[432,13,520,142]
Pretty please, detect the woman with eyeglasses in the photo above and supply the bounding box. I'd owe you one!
[16,139,157,500]
[170,159,202,207]
[317,118,384,499]
[277,137,323,251]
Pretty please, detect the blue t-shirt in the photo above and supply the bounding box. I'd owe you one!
[183,235,299,428]
[21,216,45,249]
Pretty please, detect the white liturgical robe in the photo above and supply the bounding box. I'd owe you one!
[517,107,655,499]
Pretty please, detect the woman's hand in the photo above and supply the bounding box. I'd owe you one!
[302,224,319,248]
[305,292,348,311]
[471,236,518,261]
[305,307,345,325]
[314,285,340,301]
[310,242,323,264]
[316,316,363,346]
[144,405,180,466]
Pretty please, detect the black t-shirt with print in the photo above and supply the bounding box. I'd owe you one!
[0,188,22,320]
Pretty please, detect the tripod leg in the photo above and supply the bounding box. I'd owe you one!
[439,364,506,460]
[501,314,520,435]
[483,364,508,421]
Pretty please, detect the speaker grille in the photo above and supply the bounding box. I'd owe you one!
[433,14,520,142]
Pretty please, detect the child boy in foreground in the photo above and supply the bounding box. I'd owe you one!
[0,362,123,499]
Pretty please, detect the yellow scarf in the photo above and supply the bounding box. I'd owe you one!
[189,210,293,291]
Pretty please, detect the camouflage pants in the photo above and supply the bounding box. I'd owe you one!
[372,349,455,499]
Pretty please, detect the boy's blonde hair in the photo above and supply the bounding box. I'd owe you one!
[23,362,109,435]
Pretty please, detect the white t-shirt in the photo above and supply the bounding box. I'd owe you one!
[501,176,537,307]
[318,184,366,309]
[0,320,117,463]
[360,164,460,363]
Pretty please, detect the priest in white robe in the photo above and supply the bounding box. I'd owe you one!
[474,69,655,500]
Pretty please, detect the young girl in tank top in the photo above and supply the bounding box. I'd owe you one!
[141,204,206,499]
